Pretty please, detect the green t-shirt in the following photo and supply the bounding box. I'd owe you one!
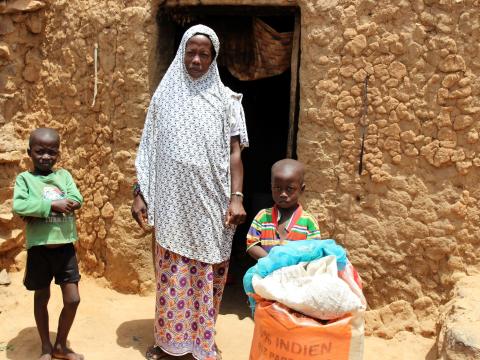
[12,169,83,249]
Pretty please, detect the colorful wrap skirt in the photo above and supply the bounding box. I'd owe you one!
[154,244,229,360]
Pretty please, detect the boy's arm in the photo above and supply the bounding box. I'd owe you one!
[63,170,83,209]
[247,245,268,260]
[12,175,51,218]
[246,211,267,259]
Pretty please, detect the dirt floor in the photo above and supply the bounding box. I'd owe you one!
[0,272,436,360]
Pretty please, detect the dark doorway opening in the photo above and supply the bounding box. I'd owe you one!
[157,6,300,317]
[222,69,290,269]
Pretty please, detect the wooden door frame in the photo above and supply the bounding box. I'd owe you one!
[157,3,301,158]
[286,12,300,159]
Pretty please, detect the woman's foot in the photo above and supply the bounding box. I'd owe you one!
[39,353,52,360]
[52,344,84,360]
[145,345,169,359]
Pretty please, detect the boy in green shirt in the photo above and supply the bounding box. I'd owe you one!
[13,128,84,360]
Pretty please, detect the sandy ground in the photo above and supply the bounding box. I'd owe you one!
[0,272,435,360]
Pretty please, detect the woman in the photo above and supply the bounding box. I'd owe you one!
[132,25,249,360]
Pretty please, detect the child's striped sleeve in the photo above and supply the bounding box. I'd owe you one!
[246,210,267,251]
[305,213,321,240]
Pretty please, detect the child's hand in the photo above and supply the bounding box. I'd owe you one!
[51,199,77,213]
[70,201,81,210]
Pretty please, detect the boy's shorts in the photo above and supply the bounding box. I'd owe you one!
[24,243,81,291]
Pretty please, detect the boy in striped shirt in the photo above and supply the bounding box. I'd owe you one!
[246,159,321,260]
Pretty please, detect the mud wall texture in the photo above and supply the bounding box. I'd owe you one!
[0,0,162,293]
[1,0,480,338]
[297,0,480,338]
[0,0,295,291]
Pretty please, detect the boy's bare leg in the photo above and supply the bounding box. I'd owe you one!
[34,287,53,359]
[52,282,84,360]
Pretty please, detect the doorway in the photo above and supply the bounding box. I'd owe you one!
[156,5,300,300]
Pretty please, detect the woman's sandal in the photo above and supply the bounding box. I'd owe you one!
[145,346,170,360]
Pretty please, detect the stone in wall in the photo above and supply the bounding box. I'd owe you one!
[0,0,46,14]
[436,274,480,360]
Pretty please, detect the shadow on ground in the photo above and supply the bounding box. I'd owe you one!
[219,251,253,320]
[116,319,195,360]
[425,343,438,360]
[5,328,73,360]
[116,318,153,355]
[220,279,251,319]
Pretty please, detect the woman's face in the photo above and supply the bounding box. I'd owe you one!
[184,34,214,79]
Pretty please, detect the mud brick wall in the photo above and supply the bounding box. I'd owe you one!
[297,0,480,337]
[1,0,479,338]
[0,0,162,293]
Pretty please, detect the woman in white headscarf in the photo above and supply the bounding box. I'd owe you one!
[132,25,249,360]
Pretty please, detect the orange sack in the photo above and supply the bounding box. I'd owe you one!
[249,300,364,360]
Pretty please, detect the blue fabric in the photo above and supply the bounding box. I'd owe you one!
[243,239,347,315]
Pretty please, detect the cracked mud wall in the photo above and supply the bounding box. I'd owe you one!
[1,0,480,340]
[0,0,167,293]
[296,0,480,338]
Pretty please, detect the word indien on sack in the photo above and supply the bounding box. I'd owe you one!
[243,240,367,360]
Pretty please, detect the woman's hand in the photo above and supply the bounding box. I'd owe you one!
[227,136,246,226]
[131,195,148,229]
[225,197,246,226]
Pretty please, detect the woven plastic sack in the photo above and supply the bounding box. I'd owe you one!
[249,299,364,360]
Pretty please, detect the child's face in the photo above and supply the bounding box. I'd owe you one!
[28,137,60,174]
[271,171,305,210]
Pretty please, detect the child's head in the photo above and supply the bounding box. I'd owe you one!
[27,128,60,174]
[271,159,305,210]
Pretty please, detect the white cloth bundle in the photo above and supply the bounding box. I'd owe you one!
[252,255,365,320]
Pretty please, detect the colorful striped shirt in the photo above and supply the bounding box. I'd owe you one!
[246,205,321,253]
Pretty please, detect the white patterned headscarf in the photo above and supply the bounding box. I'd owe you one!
[135,25,249,263]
